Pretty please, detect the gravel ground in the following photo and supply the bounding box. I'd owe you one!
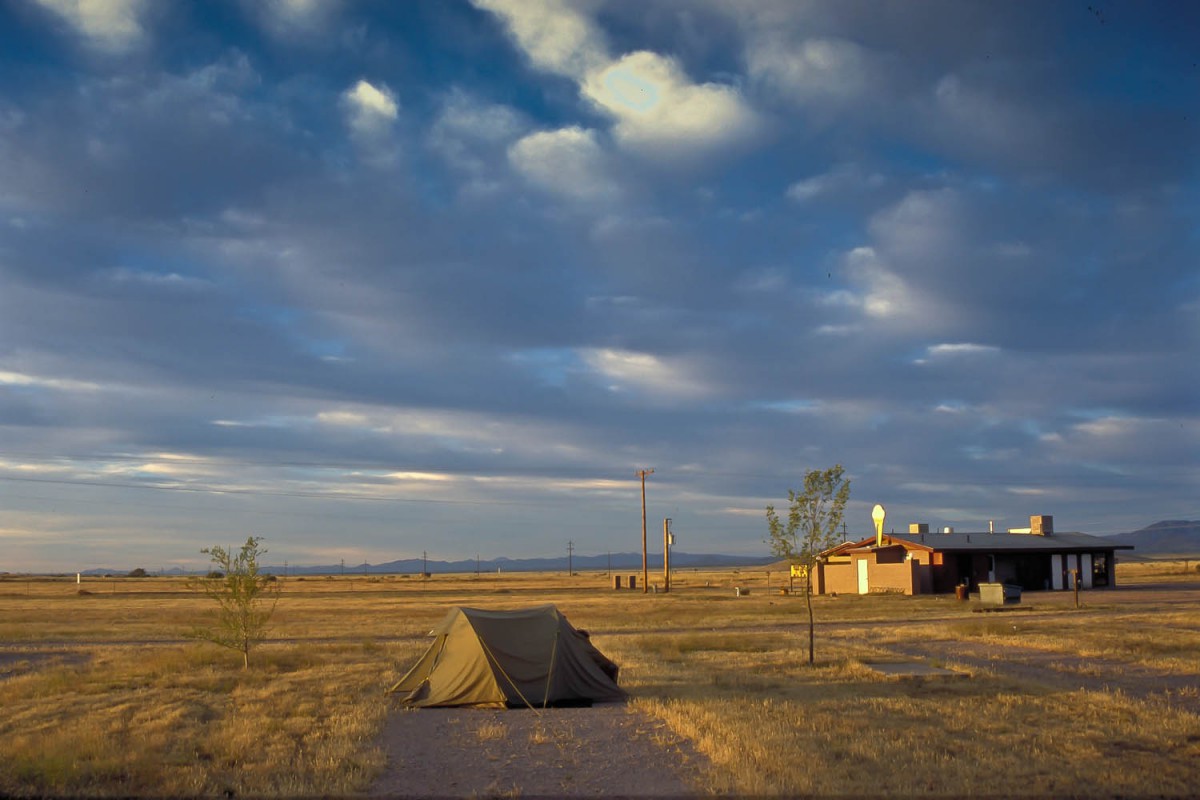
[369,701,709,799]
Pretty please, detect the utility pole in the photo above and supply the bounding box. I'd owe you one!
[567,540,574,576]
[663,518,672,593]
[636,468,654,594]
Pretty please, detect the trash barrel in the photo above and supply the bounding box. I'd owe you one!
[955,584,968,601]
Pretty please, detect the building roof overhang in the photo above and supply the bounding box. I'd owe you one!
[883,531,1133,553]
[819,531,1133,558]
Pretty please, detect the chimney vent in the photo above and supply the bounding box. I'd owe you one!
[1030,515,1053,536]
[943,526,955,534]
[909,523,929,534]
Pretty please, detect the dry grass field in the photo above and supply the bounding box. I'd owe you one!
[1,561,1198,797]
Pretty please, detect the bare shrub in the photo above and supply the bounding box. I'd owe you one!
[191,537,279,669]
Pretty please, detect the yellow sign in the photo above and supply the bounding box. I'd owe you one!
[872,504,886,548]
[790,564,808,578]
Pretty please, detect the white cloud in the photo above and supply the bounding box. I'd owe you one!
[578,348,713,400]
[0,369,103,392]
[469,0,608,78]
[581,51,759,157]
[814,323,860,336]
[34,0,146,52]
[431,90,525,147]
[474,0,757,158]
[749,399,819,414]
[1073,416,1138,439]
[341,79,401,166]
[1006,486,1048,497]
[842,246,925,321]
[316,410,371,427]
[508,126,619,201]
[342,79,399,137]
[925,343,1001,358]
[786,163,884,202]
[383,471,456,483]
[1051,415,1200,469]
[429,90,527,192]
[263,0,328,25]
[914,342,1001,366]
[105,267,212,292]
[868,188,965,264]
[934,73,1043,159]
[240,0,339,38]
[747,36,876,106]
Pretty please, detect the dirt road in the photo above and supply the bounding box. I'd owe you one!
[369,702,707,798]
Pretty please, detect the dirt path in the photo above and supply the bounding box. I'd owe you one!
[880,639,1200,715]
[369,702,708,798]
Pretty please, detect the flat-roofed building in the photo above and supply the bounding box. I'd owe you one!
[814,515,1133,596]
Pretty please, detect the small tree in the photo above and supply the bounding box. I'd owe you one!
[766,464,851,665]
[192,536,279,669]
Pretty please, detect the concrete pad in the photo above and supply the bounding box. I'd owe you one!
[864,661,964,678]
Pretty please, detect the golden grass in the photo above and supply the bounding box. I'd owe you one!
[473,720,508,742]
[0,640,414,797]
[1,562,1198,796]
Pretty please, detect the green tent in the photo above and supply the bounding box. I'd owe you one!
[389,605,624,708]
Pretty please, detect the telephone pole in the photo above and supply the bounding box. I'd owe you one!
[636,468,654,594]
[663,518,672,593]
[567,540,574,576]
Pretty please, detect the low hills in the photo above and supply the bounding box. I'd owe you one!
[279,551,774,576]
[76,551,774,577]
[1105,520,1200,556]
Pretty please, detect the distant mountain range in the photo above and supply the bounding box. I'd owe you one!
[1104,520,1200,555]
[67,522,1200,576]
[78,551,775,577]
[270,551,774,576]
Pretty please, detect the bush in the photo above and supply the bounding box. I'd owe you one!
[191,537,279,669]
[127,568,148,578]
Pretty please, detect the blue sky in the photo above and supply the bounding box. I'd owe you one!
[1,0,1196,572]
